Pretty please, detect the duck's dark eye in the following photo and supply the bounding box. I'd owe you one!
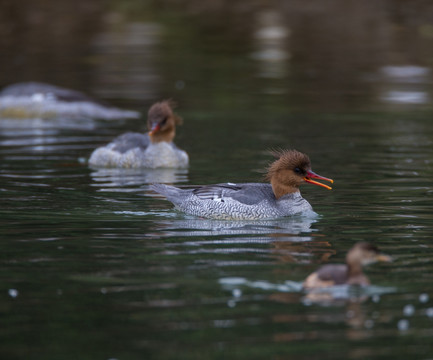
[160,117,167,125]
[294,167,302,174]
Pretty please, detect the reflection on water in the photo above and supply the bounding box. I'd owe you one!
[220,277,303,293]
[90,167,189,192]
[92,22,162,101]
[380,65,431,82]
[302,284,397,306]
[0,117,99,132]
[2,116,433,359]
[219,277,396,305]
[377,64,432,105]
[220,277,398,336]
[0,118,99,165]
[147,215,317,238]
[251,10,290,80]
[381,90,429,105]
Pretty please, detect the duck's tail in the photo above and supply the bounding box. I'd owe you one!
[150,183,188,206]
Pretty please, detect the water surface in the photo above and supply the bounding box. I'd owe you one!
[1,1,433,359]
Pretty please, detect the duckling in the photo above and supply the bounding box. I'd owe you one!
[303,242,391,289]
[151,149,333,220]
[89,100,188,168]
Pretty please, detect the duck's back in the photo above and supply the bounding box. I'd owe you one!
[192,183,274,205]
[111,132,150,153]
[316,264,349,284]
[303,264,348,289]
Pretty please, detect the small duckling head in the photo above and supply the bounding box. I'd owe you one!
[147,100,183,143]
[265,149,333,199]
[346,242,392,269]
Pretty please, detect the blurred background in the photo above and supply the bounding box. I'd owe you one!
[1,0,432,113]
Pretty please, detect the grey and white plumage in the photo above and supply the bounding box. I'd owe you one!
[110,132,151,153]
[89,133,188,169]
[151,149,333,220]
[88,100,188,169]
[151,183,314,220]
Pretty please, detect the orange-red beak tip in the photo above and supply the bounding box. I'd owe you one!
[149,124,161,136]
[320,183,332,190]
[304,173,334,190]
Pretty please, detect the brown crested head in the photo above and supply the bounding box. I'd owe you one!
[147,100,183,143]
[265,149,333,199]
[346,242,392,270]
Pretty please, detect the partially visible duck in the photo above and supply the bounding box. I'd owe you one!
[0,81,139,120]
[151,149,333,220]
[303,242,392,289]
[88,100,188,168]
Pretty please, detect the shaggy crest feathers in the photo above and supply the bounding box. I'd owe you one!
[265,149,311,181]
[148,100,183,125]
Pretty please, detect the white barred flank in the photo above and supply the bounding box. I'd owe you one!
[89,142,189,169]
[152,183,313,220]
[176,198,282,220]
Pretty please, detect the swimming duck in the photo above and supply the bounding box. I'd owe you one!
[303,242,391,289]
[0,81,139,120]
[88,100,188,168]
[151,149,333,220]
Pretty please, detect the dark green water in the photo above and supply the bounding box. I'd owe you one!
[1,1,433,359]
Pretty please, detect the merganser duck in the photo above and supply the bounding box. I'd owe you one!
[151,149,333,220]
[303,242,392,289]
[88,100,188,168]
[0,81,139,120]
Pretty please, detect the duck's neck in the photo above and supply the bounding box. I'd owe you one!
[270,178,299,199]
[347,261,363,277]
[150,128,175,143]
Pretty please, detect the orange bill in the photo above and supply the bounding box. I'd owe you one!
[304,170,334,190]
[376,254,392,263]
[148,123,161,136]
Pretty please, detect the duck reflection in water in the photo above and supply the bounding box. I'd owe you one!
[90,168,189,192]
[271,301,379,343]
[147,214,318,239]
[271,238,335,265]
